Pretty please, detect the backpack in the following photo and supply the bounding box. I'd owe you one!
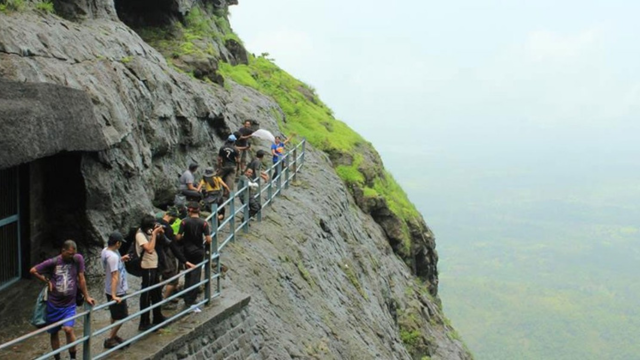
[125,232,145,277]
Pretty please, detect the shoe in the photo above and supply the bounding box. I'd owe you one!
[113,336,129,349]
[191,306,202,313]
[138,323,152,332]
[103,338,118,349]
[153,315,168,325]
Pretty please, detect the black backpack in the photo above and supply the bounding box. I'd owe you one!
[125,231,145,277]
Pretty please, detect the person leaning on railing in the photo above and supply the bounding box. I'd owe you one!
[246,149,269,183]
[271,133,294,179]
[29,240,96,360]
[239,168,261,221]
[175,201,212,313]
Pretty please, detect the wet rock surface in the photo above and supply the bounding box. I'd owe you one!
[0,7,471,360]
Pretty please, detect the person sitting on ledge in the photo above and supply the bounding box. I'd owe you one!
[178,162,202,200]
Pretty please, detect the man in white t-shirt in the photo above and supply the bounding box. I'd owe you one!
[101,231,130,349]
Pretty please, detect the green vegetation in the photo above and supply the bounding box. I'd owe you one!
[400,328,422,347]
[342,261,366,299]
[403,157,640,360]
[136,4,241,68]
[134,2,427,272]
[218,56,364,152]
[336,154,365,184]
[0,0,54,13]
[120,56,133,64]
[366,171,421,220]
[296,261,315,287]
[218,55,424,253]
[0,0,25,12]
[34,0,54,13]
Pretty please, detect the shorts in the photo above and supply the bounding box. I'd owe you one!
[45,302,76,333]
[161,251,179,286]
[106,294,129,320]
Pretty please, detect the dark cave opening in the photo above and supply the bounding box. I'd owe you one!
[114,0,178,29]
[28,152,92,262]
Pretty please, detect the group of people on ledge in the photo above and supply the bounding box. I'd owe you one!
[28,120,294,358]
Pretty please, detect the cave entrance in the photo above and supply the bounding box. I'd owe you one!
[0,167,21,291]
[0,152,89,290]
[114,0,177,29]
[27,152,89,264]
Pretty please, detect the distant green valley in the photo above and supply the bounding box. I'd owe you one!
[380,148,640,360]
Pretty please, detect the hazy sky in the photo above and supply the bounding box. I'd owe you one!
[230,5,640,357]
[231,0,640,166]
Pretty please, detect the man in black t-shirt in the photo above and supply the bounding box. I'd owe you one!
[175,202,212,309]
[235,120,255,171]
[217,134,239,191]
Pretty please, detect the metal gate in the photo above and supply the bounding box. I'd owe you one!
[0,167,21,290]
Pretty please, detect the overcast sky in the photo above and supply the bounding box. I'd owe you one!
[230,0,640,168]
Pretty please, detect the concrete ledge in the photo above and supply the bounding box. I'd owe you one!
[108,288,256,360]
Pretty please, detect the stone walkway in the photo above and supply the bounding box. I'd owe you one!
[0,271,235,360]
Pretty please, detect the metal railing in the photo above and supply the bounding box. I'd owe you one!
[0,138,306,359]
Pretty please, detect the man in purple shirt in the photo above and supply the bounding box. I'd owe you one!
[30,240,95,360]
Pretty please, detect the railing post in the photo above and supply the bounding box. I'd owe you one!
[242,181,250,233]
[82,305,91,360]
[284,153,291,189]
[267,165,273,206]
[204,240,212,306]
[292,147,298,182]
[212,203,220,295]
[302,139,306,165]
[257,179,263,222]
[229,191,235,242]
[277,162,282,196]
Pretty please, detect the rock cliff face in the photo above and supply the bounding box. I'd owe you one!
[0,1,471,359]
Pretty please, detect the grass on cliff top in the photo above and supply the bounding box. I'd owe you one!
[136,5,239,65]
[218,55,422,222]
[1,0,53,13]
[219,56,362,152]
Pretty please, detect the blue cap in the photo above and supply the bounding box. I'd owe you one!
[228,134,237,142]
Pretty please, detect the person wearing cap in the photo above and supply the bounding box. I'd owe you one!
[155,207,196,310]
[246,149,269,182]
[179,162,202,200]
[235,120,256,172]
[199,167,230,221]
[217,134,240,191]
[175,201,212,311]
[101,232,130,349]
